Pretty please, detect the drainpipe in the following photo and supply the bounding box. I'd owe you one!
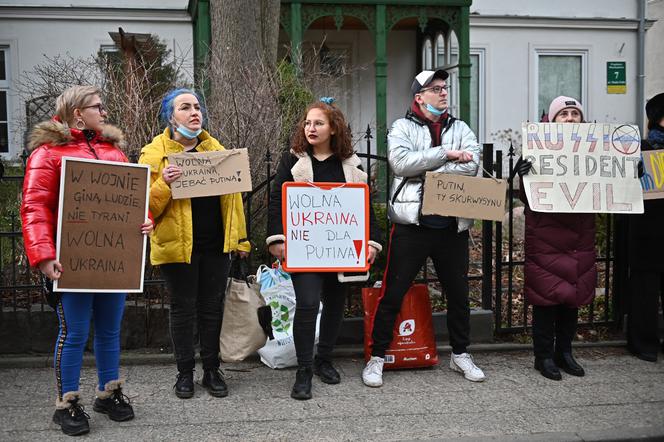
[637,0,646,134]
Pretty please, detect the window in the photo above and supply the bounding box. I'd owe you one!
[446,50,484,139]
[421,37,433,70]
[419,31,485,138]
[536,51,586,121]
[0,46,9,153]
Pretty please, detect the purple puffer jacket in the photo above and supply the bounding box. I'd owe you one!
[523,208,597,307]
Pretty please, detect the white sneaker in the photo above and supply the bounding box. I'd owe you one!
[450,353,485,382]
[362,356,384,387]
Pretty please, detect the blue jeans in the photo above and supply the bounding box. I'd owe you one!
[54,292,126,398]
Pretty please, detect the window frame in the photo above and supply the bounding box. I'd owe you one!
[444,47,486,142]
[531,46,589,122]
[0,45,11,156]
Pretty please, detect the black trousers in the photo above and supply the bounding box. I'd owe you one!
[627,270,664,356]
[532,304,578,359]
[291,272,346,368]
[371,223,470,357]
[161,251,231,372]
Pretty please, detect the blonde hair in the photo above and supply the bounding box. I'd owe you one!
[55,85,102,126]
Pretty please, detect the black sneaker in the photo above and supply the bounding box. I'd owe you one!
[201,369,229,398]
[52,397,90,436]
[313,358,340,384]
[93,386,135,422]
[290,366,313,400]
[174,371,195,399]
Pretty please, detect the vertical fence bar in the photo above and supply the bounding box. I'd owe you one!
[365,125,372,194]
[496,150,512,328]
[604,214,612,322]
[11,213,18,312]
[481,143,493,312]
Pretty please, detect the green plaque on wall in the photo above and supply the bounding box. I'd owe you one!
[607,61,626,94]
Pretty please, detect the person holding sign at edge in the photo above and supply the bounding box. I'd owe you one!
[514,96,596,380]
[625,92,664,362]
[21,86,153,436]
[362,70,484,388]
[139,89,251,399]
[267,98,383,400]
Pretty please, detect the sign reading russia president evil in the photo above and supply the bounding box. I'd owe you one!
[282,182,369,273]
[522,123,644,213]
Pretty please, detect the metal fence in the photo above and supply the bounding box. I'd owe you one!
[0,130,621,336]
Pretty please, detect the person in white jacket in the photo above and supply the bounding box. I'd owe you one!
[362,69,485,387]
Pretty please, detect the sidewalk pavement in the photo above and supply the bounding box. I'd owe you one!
[1,345,663,441]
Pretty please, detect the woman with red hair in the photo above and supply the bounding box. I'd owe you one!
[267,98,382,400]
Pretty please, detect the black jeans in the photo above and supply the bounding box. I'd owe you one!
[627,270,664,356]
[161,251,231,372]
[291,272,346,368]
[532,304,578,359]
[371,223,470,357]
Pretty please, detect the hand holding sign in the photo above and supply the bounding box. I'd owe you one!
[162,165,182,185]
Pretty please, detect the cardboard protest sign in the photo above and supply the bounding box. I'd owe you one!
[421,172,507,222]
[522,123,644,213]
[54,158,149,292]
[282,182,369,273]
[168,149,252,199]
[641,149,664,200]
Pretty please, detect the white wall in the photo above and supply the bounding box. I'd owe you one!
[471,25,640,149]
[0,3,193,159]
[470,0,637,20]
[646,0,664,103]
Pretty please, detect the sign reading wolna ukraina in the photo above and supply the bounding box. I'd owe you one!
[282,182,369,273]
[54,158,149,292]
[522,123,644,214]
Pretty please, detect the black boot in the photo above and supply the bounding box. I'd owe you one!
[314,357,340,384]
[52,392,90,436]
[554,352,585,376]
[290,366,313,400]
[174,371,195,399]
[534,357,562,381]
[93,380,135,422]
[201,369,229,398]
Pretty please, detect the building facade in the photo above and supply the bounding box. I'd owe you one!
[0,0,193,160]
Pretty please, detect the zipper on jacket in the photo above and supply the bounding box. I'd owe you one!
[85,138,100,160]
[391,178,411,205]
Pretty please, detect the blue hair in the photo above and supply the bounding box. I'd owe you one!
[159,88,207,128]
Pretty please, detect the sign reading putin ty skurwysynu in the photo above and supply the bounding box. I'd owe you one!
[421,172,507,222]
[282,182,369,273]
[169,149,252,199]
[54,157,149,293]
[522,123,644,214]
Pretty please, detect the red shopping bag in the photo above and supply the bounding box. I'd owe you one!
[363,283,438,369]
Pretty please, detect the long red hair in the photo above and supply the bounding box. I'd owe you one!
[290,102,354,160]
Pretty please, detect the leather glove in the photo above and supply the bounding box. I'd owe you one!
[510,157,533,180]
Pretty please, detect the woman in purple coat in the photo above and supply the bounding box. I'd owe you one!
[515,96,596,381]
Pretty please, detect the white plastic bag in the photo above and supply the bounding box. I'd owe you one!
[256,264,321,369]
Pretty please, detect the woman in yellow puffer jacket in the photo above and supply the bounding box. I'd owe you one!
[139,88,250,400]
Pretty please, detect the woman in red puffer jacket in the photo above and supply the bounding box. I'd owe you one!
[515,96,596,381]
[21,85,152,437]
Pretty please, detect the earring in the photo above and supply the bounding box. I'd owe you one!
[75,119,86,130]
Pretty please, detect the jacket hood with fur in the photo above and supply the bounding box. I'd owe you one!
[27,119,126,152]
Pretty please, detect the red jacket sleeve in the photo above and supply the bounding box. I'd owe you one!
[20,147,61,268]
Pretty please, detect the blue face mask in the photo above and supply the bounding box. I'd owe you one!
[173,124,202,139]
[425,103,446,116]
